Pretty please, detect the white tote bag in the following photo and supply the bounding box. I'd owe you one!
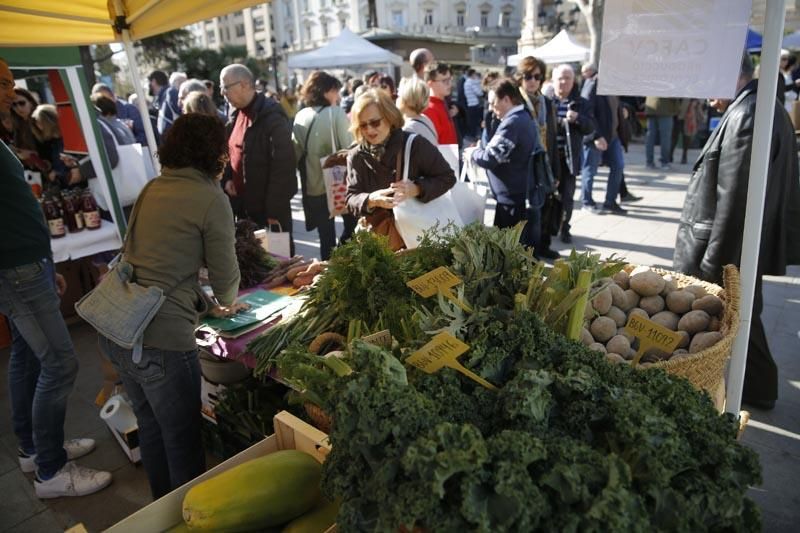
[319,108,348,218]
[90,120,149,210]
[263,222,291,258]
[393,134,463,249]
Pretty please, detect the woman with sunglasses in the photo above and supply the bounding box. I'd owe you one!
[515,56,561,261]
[346,88,455,250]
[10,88,39,154]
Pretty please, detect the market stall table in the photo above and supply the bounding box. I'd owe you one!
[50,219,121,263]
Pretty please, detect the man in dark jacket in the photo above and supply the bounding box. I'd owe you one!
[220,63,297,254]
[549,64,595,243]
[673,53,800,410]
[472,78,538,231]
[579,63,627,215]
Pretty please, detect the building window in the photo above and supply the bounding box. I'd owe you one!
[235,24,245,37]
[340,17,347,30]
[392,10,404,28]
[302,0,309,11]
[207,30,216,44]
[457,10,465,27]
[270,15,275,30]
[424,9,433,26]
[224,27,230,40]
[501,12,510,28]
[322,19,329,38]
[253,16,265,31]
[305,24,312,41]
[480,10,489,27]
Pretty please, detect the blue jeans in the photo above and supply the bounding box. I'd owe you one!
[581,138,625,207]
[98,336,205,499]
[645,116,673,166]
[0,258,78,478]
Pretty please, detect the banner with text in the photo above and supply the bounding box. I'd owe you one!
[597,0,752,99]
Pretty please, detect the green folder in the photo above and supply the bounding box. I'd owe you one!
[201,290,291,332]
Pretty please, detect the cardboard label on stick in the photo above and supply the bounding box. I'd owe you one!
[624,314,681,365]
[362,329,393,348]
[407,267,472,312]
[406,332,496,390]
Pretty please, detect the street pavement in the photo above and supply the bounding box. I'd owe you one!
[0,141,797,531]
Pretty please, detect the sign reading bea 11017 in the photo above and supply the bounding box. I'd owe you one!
[406,332,496,390]
[624,314,680,365]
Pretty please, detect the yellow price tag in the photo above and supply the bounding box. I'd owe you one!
[624,314,681,365]
[362,329,393,348]
[406,332,496,390]
[406,267,472,312]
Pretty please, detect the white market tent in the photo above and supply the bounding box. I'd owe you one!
[288,28,402,71]
[783,30,800,49]
[507,29,590,67]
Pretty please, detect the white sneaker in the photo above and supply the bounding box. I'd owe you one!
[19,438,97,473]
[34,461,112,499]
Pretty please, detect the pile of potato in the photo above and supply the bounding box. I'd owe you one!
[580,266,726,367]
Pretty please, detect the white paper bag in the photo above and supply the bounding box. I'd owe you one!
[450,181,487,225]
[263,223,291,257]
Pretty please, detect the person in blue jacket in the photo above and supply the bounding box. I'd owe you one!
[471,77,539,231]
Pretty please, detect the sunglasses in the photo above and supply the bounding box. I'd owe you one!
[12,100,28,107]
[358,118,383,131]
[523,72,543,82]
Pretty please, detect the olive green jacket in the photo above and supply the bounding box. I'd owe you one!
[127,167,240,351]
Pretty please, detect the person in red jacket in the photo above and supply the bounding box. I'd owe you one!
[422,63,457,145]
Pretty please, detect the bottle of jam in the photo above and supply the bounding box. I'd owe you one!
[81,189,101,230]
[62,190,84,233]
[43,193,66,239]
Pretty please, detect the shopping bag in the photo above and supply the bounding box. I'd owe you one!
[393,134,463,249]
[437,144,459,175]
[320,108,349,218]
[450,181,487,225]
[91,120,149,210]
[263,222,291,257]
[321,151,349,218]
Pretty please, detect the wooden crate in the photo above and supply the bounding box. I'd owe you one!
[108,411,330,532]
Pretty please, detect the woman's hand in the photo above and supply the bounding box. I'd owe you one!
[390,181,420,204]
[67,168,83,185]
[367,187,395,210]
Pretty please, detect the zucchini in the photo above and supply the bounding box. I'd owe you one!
[282,498,340,533]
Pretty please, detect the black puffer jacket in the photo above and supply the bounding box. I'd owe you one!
[673,80,800,284]
[223,93,297,224]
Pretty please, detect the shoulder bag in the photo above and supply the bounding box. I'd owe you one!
[75,181,189,363]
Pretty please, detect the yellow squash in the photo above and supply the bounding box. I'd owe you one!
[183,450,322,531]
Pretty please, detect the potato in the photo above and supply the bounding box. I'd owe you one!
[639,295,665,316]
[630,265,651,276]
[606,335,631,356]
[650,310,679,331]
[684,284,708,299]
[580,327,594,346]
[624,348,637,361]
[584,300,596,321]
[676,330,691,349]
[692,294,724,317]
[689,331,724,353]
[616,327,634,342]
[590,316,617,343]
[628,307,649,320]
[613,270,630,290]
[609,283,627,308]
[588,342,607,354]
[666,290,695,314]
[660,274,678,297]
[671,348,689,357]
[605,306,627,327]
[678,310,711,334]
[629,271,666,297]
[620,289,640,311]
[591,287,613,315]
[606,352,626,364]
[708,316,721,332]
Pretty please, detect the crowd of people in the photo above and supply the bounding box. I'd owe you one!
[1,41,799,506]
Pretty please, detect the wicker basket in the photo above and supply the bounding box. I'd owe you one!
[626,264,740,398]
[304,402,333,434]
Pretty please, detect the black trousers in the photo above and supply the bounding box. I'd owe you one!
[743,274,779,402]
[229,196,295,256]
[494,202,526,229]
[557,155,576,234]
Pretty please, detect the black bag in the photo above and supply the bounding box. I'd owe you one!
[541,193,563,237]
[527,149,556,210]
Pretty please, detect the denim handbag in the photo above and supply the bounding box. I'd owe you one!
[75,181,164,363]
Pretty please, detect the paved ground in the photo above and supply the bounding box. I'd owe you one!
[0,142,798,531]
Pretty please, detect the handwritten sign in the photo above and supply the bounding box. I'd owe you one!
[407,267,472,312]
[624,314,681,365]
[362,329,393,348]
[406,332,496,390]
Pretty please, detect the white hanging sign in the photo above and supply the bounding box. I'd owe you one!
[597,0,752,99]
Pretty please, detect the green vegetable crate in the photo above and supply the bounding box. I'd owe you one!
[108,412,333,533]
